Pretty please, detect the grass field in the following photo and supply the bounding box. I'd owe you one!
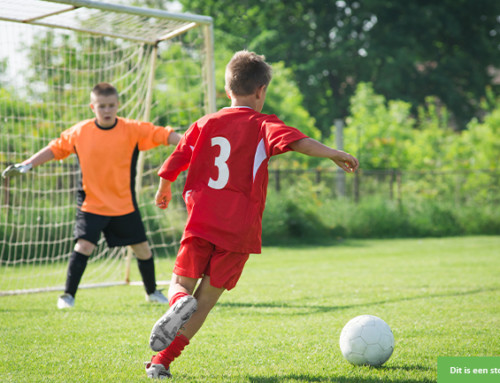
[1,236,499,382]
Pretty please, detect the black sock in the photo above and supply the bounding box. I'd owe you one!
[65,251,89,297]
[137,256,157,295]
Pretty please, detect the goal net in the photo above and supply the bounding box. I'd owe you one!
[0,0,215,295]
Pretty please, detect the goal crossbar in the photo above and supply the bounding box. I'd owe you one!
[0,0,213,44]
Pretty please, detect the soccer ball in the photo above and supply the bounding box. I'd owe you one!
[339,315,395,366]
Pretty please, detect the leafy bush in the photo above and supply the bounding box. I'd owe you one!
[262,183,500,244]
[262,178,344,245]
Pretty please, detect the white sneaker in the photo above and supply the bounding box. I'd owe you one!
[57,293,75,309]
[146,290,169,304]
[144,360,171,379]
[149,295,197,352]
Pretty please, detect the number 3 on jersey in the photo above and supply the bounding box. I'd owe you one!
[208,136,231,190]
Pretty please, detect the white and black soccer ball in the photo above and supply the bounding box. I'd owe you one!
[339,315,395,366]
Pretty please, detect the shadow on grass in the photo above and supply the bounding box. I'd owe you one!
[218,285,500,316]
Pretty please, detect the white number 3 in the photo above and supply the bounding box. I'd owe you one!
[208,136,231,190]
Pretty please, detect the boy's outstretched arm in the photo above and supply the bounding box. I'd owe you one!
[23,146,56,167]
[2,146,55,178]
[289,138,359,173]
[155,178,173,210]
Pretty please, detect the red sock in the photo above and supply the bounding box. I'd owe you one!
[169,291,189,307]
[152,334,190,368]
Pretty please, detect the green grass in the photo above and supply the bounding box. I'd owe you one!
[1,236,499,382]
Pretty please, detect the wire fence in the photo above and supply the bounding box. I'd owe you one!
[268,168,500,206]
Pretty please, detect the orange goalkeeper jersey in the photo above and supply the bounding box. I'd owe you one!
[49,117,174,216]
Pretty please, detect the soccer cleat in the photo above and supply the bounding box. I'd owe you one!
[146,290,169,304]
[2,163,32,178]
[149,295,197,352]
[144,359,172,379]
[57,293,75,309]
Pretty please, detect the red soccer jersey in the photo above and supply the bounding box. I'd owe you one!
[158,107,308,253]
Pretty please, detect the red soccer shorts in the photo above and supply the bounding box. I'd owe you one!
[173,236,250,290]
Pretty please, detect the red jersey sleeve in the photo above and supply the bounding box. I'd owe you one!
[264,114,308,156]
[158,122,200,181]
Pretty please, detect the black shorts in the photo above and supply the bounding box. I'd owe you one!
[74,209,148,247]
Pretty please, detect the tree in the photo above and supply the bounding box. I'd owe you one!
[364,0,500,130]
[343,82,415,170]
[177,0,500,134]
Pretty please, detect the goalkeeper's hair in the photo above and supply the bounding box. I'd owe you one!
[91,82,119,99]
[225,50,272,96]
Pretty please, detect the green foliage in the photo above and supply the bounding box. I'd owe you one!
[454,105,500,171]
[262,177,344,245]
[152,39,206,129]
[405,97,453,170]
[343,83,414,169]
[264,62,319,140]
[262,178,500,243]
[178,0,500,133]
[341,82,500,174]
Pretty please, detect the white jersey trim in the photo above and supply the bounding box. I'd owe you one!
[253,138,267,181]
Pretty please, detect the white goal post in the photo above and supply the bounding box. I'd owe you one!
[0,0,215,295]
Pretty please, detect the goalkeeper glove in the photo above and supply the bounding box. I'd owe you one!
[2,163,32,179]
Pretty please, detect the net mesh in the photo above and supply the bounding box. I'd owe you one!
[0,2,211,295]
[0,0,205,43]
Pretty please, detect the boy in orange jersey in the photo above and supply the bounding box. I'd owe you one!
[2,83,182,309]
[144,51,359,379]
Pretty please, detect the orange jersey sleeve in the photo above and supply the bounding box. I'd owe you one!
[49,121,86,160]
[135,120,174,151]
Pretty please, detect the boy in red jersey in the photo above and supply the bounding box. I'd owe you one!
[2,83,181,308]
[145,51,359,379]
